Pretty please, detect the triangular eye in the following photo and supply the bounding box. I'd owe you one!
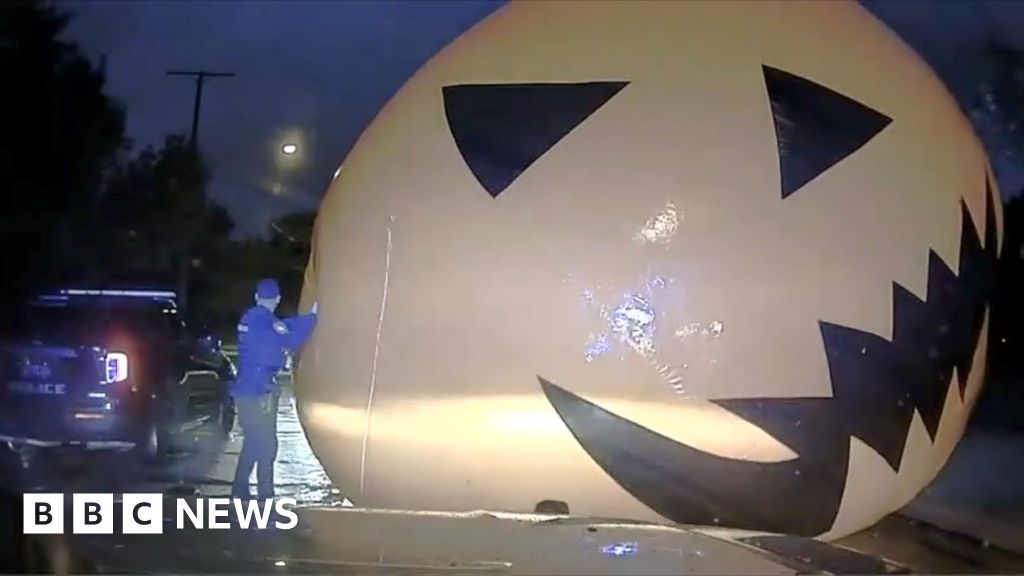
[443,82,628,198]
[763,65,892,199]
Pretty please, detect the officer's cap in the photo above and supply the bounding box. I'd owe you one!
[256,278,281,300]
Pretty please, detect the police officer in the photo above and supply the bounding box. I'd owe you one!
[231,278,317,500]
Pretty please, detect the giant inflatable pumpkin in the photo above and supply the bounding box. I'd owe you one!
[295,0,1001,539]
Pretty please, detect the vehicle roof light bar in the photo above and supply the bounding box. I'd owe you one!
[57,289,178,299]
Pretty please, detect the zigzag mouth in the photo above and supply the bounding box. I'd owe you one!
[540,181,999,537]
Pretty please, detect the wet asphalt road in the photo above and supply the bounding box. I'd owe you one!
[0,385,346,507]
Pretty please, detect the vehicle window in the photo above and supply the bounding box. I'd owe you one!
[25,303,171,343]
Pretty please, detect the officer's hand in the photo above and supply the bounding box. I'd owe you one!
[311,301,319,314]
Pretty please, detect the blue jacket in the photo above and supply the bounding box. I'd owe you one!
[231,305,317,397]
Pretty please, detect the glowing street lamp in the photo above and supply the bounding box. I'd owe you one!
[282,143,298,155]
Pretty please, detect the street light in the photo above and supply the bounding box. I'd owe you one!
[282,143,298,155]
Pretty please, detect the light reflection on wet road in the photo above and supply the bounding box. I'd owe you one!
[0,384,345,507]
[176,383,344,505]
[264,385,342,505]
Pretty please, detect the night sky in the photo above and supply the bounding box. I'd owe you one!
[61,1,1024,236]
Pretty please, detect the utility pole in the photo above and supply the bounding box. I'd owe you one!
[166,70,235,152]
[165,70,234,311]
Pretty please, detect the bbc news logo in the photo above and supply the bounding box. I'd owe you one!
[23,494,298,534]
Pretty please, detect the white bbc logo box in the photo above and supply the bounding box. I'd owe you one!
[23,493,296,534]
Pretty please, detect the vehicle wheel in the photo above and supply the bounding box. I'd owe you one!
[135,421,169,463]
[217,398,236,435]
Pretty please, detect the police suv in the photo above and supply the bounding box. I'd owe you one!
[0,289,235,459]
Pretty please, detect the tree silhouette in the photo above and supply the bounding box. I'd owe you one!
[0,0,125,327]
[91,135,236,328]
[968,42,1024,430]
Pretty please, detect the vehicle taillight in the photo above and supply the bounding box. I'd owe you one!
[104,352,129,384]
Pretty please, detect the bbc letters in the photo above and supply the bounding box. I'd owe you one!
[24,494,298,534]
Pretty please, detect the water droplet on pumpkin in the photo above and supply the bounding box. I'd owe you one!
[709,321,724,337]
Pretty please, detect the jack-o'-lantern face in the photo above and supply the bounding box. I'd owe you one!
[296,0,1002,539]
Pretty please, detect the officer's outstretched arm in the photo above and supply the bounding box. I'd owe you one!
[275,313,317,351]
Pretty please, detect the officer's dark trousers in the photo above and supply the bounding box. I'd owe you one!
[232,393,278,499]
